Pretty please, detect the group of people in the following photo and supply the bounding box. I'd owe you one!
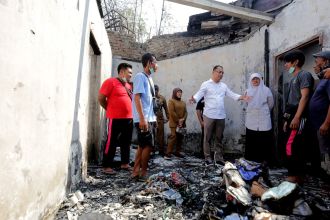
[191,50,330,184]
[98,50,330,183]
[98,53,187,180]
[282,50,330,184]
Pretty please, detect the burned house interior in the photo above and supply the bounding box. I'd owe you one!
[0,0,330,220]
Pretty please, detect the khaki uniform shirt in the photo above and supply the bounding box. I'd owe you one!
[156,94,169,121]
[168,99,187,128]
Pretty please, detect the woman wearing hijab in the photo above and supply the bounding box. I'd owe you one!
[165,88,187,159]
[245,73,274,163]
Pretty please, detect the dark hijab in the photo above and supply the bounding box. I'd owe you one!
[172,88,182,100]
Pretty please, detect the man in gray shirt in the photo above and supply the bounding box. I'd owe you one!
[283,50,314,184]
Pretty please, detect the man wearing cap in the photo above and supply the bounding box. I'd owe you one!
[313,51,330,79]
[154,85,169,157]
[98,63,133,175]
[310,51,330,175]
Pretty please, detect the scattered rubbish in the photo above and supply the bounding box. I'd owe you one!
[261,181,297,201]
[55,152,330,220]
[162,188,184,206]
[292,198,313,216]
[224,213,248,220]
[250,181,268,198]
[67,211,78,220]
[227,185,251,206]
[223,162,246,187]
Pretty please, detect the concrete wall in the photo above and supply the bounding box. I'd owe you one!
[114,0,330,154]
[267,0,330,86]
[0,0,112,219]
[152,31,265,153]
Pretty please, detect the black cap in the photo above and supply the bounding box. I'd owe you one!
[313,51,330,60]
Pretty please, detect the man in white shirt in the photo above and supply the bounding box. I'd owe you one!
[189,65,247,165]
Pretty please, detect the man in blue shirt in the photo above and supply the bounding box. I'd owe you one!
[131,53,158,181]
[310,52,330,175]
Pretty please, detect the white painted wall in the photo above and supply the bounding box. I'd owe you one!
[112,57,142,78]
[153,34,265,152]
[0,0,112,219]
[135,0,330,153]
[267,0,330,86]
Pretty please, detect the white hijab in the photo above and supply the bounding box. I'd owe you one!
[246,73,269,109]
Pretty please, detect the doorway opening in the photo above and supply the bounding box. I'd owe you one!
[87,31,102,165]
[273,34,323,165]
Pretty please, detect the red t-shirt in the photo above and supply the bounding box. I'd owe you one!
[99,78,132,119]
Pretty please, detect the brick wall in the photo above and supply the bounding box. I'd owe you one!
[107,31,144,61]
[108,21,260,61]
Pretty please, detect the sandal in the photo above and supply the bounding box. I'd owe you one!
[129,175,139,182]
[138,175,149,182]
[121,165,132,171]
[103,168,116,175]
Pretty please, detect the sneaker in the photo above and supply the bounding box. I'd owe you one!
[164,154,172,160]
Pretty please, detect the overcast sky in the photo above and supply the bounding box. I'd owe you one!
[142,0,234,34]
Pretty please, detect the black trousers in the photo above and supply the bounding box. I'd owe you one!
[245,128,272,163]
[102,118,133,167]
[285,119,320,176]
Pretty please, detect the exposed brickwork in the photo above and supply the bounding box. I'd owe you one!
[107,31,144,61]
[108,20,260,61]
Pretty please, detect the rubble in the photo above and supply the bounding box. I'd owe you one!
[55,151,330,220]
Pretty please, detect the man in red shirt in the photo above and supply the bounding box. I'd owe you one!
[98,63,133,174]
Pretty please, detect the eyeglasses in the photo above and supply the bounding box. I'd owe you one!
[214,70,224,74]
